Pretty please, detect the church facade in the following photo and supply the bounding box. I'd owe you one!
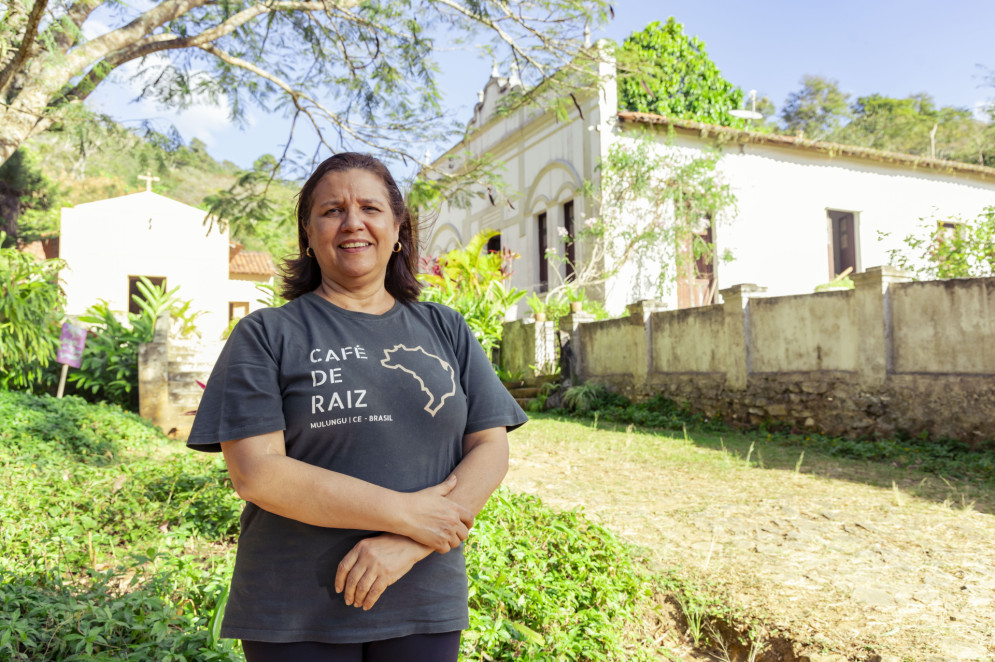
[59,189,274,340]
[424,61,995,314]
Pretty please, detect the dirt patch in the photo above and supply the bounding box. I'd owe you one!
[504,417,995,661]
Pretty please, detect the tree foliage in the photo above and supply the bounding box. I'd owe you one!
[0,234,65,389]
[780,75,851,141]
[0,0,608,175]
[570,131,736,307]
[0,146,60,243]
[418,230,525,357]
[616,18,743,125]
[779,75,995,165]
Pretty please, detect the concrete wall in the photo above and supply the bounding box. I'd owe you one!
[650,304,728,373]
[890,279,995,374]
[499,319,558,379]
[503,267,995,446]
[749,291,858,373]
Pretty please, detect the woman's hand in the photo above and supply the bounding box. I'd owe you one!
[399,474,474,553]
[335,533,432,610]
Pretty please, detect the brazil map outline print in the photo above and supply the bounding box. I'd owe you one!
[380,345,457,416]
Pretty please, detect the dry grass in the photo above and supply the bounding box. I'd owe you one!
[505,415,995,661]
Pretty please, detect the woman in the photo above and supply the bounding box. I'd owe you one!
[188,152,527,662]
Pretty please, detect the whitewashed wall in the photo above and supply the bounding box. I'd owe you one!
[426,64,995,318]
[60,192,231,339]
[700,140,995,298]
[425,59,617,317]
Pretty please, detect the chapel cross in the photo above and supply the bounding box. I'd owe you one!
[138,172,160,192]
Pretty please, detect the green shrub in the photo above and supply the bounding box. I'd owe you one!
[563,382,629,414]
[419,230,525,357]
[0,394,241,661]
[0,391,165,463]
[68,278,180,410]
[0,566,237,661]
[0,237,65,390]
[463,491,654,661]
[1,393,658,661]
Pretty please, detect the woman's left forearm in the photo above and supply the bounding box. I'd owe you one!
[447,426,510,517]
[335,426,510,610]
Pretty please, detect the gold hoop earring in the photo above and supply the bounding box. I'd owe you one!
[306,246,313,258]
[393,241,402,253]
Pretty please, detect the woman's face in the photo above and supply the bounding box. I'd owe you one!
[305,168,400,292]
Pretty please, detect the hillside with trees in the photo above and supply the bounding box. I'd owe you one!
[781,75,995,166]
[0,109,300,260]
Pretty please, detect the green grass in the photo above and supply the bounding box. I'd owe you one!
[550,385,995,511]
[0,392,663,661]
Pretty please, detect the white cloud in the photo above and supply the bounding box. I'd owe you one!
[86,52,238,147]
[972,99,992,121]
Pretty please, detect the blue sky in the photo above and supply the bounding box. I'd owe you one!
[87,0,995,171]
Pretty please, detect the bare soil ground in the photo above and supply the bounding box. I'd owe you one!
[503,416,995,662]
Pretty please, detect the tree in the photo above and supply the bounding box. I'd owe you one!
[553,132,736,309]
[615,18,743,125]
[0,145,59,244]
[0,0,608,172]
[836,93,986,160]
[780,75,851,140]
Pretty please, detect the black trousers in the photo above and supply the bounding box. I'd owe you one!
[241,631,461,662]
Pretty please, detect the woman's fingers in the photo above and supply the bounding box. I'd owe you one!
[335,534,428,610]
[406,478,474,553]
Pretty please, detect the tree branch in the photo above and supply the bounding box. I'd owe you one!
[64,1,368,76]
[0,0,48,99]
[48,0,105,54]
[430,0,550,79]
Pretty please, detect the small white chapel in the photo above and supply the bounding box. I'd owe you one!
[59,175,276,340]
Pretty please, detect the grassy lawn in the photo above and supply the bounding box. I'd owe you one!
[505,412,995,660]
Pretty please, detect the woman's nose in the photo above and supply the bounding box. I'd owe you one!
[340,207,362,230]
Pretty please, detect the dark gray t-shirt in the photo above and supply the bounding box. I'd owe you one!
[187,294,527,643]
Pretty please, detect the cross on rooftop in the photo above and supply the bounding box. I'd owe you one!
[138,172,160,192]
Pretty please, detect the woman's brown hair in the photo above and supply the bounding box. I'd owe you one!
[281,152,422,302]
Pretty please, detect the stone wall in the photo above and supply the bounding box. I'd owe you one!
[138,315,223,439]
[502,267,995,446]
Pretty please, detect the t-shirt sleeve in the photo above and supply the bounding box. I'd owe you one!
[451,312,528,435]
[186,314,287,452]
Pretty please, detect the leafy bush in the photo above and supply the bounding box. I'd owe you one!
[0,391,163,463]
[0,568,236,662]
[0,393,241,661]
[68,277,182,410]
[1,393,659,660]
[884,205,995,279]
[464,491,654,661]
[0,237,65,390]
[419,230,526,356]
[563,382,629,414]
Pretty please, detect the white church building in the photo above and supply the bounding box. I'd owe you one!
[59,186,275,340]
[424,60,995,314]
